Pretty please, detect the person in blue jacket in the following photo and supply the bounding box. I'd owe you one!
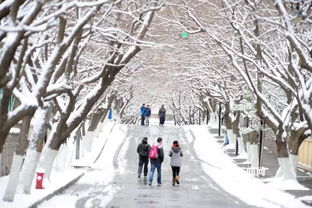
[144,105,151,126]
[140,104,146,126]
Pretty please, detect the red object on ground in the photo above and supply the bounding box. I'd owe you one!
[35,172,45,189]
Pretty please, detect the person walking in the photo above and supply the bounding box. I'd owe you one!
[169,140,183,186]
[149,137,164,186]
[140,104,146,126]
[144,105,151,126]
[137,137,150,180]
[158,104,166,126]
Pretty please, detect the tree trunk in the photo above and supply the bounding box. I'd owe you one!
[250,144,259,167]
[54,143,69,171]
[38,123,61,180]
[75,130,81,160]
[286,128,308,174]
[84,110,104,152]
[287,128,307,155]
[88,110,105,131]
[173,114,177,125]
[274,131,297,180]
[276,139,289,158]
[38,146,58,181]
[20,106,50,194]
[233,112,246,155]
[2,153,24,202]
[245,130,258,163]
[83,130,95,154]
[237,136,247,156]
[275,157,297,180]
[3,116,31,202]
[224,103,235,146]
[0,88,11,157]
[0,129,10,171]
[223,113,232,130]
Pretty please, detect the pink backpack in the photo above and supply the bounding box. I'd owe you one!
[149,145,158,159]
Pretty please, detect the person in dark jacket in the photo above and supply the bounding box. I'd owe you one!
[169,140,183,186]
[158,104,166,126]
[140,104,146,126]
[149,137,164,186]
[137,137,150,179]
[144,105,151,126]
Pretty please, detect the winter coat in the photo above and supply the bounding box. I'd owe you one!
[140,106,146,116]
[150,144,164,164]
[144,108,151,117]
[158,107,166,118]
[137,138,150,159]
[169,146,183,167]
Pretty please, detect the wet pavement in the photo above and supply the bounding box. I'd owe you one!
[39,124,259,208]
[106,125,256,208]
[39,124,312,207]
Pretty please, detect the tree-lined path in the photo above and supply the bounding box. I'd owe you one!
[40,124,255,208]
[1,1,312,207]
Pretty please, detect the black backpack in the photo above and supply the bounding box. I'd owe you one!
[139,144,149,157]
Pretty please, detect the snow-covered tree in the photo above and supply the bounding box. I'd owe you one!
[1,0,165,201]
[180,0,312,181]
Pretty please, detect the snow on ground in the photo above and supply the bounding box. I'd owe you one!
[0,169,83,208]
[184,124,309,208]
[38,123,129,208]
[0,119,311,208]
[0,119,120,208]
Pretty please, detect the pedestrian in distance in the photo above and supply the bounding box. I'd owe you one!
[144,105,151,126]
[140,104,146,126]
[149,137,164,186]
[158,104,166,126]
[169,140,183,186]
[137,137,150,180]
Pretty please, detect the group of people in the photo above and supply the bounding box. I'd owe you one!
[136,137,183,186]
[140,104,166,126]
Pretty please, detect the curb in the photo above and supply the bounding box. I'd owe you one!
[28,172,85,208]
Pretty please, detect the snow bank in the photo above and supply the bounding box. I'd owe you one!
[184,125,308,208]
[39,123,128,208]
[0,169,83,208]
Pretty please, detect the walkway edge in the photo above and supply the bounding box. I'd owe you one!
[27,172,85,208]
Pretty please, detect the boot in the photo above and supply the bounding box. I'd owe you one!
[172,179,175,186]
[175,176,180,184]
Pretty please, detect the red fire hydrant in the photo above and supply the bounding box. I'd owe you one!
[35,171,45,189]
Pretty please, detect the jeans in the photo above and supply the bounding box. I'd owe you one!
[138,157,148,176]
[145,116,150,126]
[149,162,161,184]
[141,116,145,125]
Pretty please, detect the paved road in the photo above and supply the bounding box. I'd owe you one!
[106,125,256,208]
[40,124,257,208]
